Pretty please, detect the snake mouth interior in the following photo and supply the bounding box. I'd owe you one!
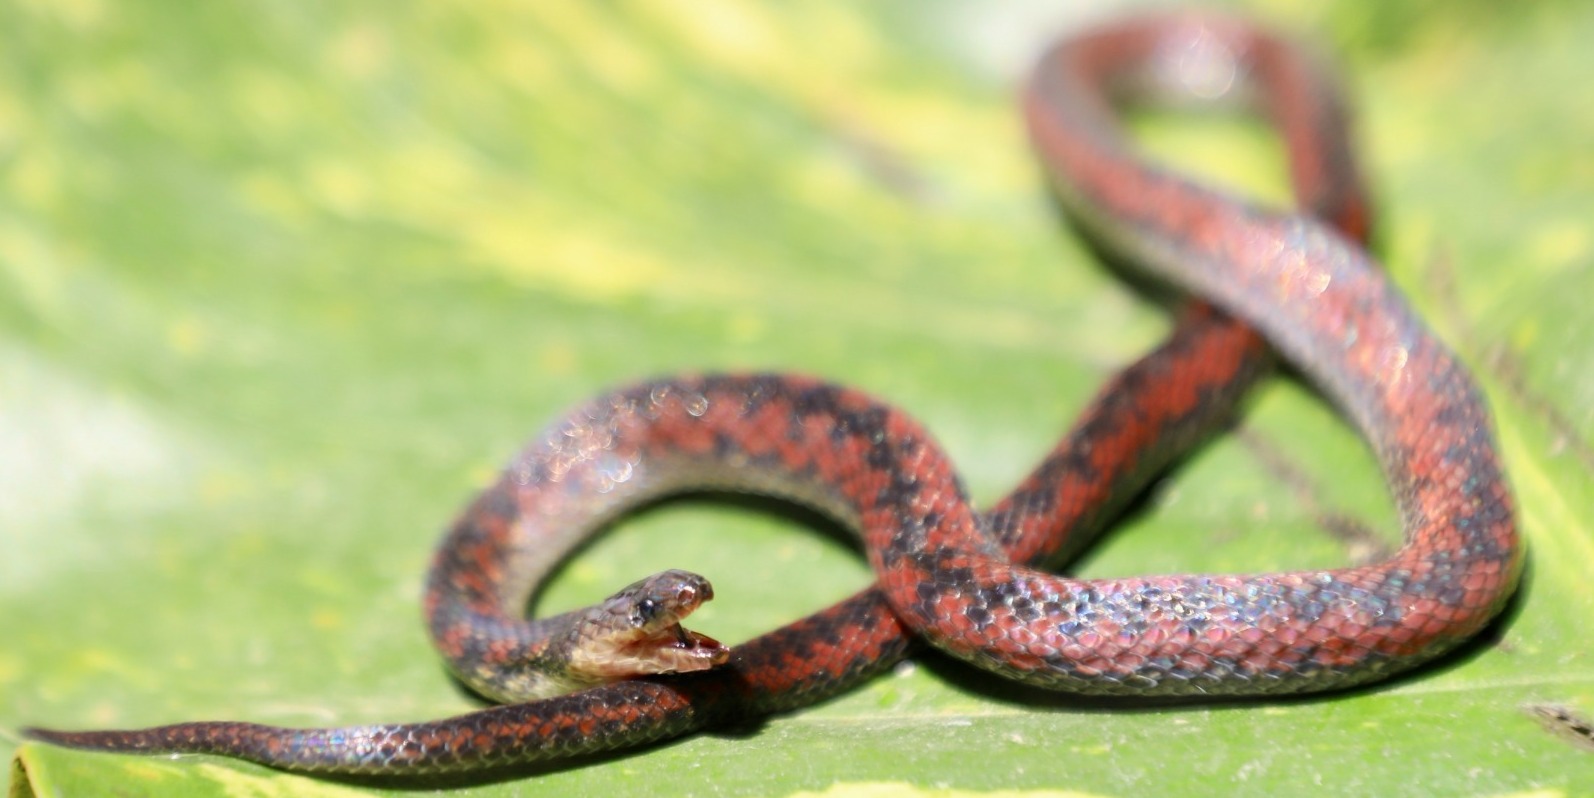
[629,626,729,669]
[584,625,729,679]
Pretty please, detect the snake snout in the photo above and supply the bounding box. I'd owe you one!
[681,578,713,605]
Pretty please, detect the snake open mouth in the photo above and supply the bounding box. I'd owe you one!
[580,619,729,680]
[619,625,729,674]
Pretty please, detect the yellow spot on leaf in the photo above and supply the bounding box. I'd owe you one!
[310,608,344,631]
[9,154,61,209]
[463,209,667,302]
[327,23,391,80]
[726,312,766,343]
[659,1,780,73]
[240,171,310,226]
[538,342,578,375]
[235,69,305,138]
[467,464,498,487]
[122,760,184,782]
[16,0,107,29]
[536,3,656,92]
[197,763,375,797]
[200,472,244,503]
[307,159,374,216]
[167,317,206,356]
[789,782,1111,798]
[1513,317,1539,353]
[1529,221,1589,265]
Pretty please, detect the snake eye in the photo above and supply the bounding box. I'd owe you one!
[632,598,660,627]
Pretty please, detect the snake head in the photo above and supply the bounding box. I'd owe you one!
[568,569,730,682]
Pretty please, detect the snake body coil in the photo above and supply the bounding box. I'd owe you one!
[24,13,1520,775]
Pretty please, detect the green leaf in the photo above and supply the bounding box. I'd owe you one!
[5,2,1592,796]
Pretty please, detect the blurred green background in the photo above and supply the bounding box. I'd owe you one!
[4,1,1592,796]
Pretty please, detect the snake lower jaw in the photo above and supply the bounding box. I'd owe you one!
[651,627,732,671]
[580,626,731,680]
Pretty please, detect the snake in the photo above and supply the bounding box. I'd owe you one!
[24,12,1521,775]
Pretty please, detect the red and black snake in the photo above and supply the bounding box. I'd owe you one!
[25,13,1521,774]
